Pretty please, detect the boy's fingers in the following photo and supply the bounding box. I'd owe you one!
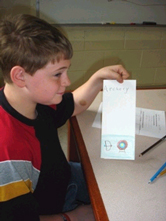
[112,65,130,79]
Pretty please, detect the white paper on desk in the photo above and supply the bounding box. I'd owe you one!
[92,102,102,128]
[136,108,166,138]
[93,105,166,138]
[101,80,136,160]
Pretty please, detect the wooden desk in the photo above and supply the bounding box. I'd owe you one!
[68,89,166,221]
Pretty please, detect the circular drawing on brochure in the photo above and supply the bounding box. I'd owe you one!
[117,140,128,150]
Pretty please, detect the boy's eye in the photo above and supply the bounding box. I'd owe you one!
[54,72,62,77]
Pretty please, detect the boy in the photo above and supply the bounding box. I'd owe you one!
[0,14,129,221]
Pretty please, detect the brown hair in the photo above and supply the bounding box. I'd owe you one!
[0,14,73,83]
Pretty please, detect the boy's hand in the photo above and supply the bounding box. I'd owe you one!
[72,65,130,116]
[94,64,129,84]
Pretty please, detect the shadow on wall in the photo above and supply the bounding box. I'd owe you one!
[0,4,35,19]
[67,57,132,91]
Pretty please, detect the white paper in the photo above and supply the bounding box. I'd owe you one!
[101,80,136,160]
[136,108,166,138]
[92,102,102,129]
[92,105,166,139]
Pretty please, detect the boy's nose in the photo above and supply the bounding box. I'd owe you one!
[62,75,71,87]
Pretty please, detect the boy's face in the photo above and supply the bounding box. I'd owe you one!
[24,59,71,105]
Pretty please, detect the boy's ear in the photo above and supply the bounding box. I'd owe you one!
[10,66,26,87]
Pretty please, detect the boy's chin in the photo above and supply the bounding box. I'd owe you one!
[39,96,63,106]
[52,97,63,105]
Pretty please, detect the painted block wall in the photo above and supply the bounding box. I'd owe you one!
[1,25,165,89]
[0,0,165,89]
[59,25,166,90]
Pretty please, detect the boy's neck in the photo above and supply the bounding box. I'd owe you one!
[4,84,37,120]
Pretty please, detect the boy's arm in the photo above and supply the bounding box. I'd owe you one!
[72,65,129,116]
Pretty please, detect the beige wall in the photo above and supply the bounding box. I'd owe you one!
[0,1,166,89]
[59,25,166,91]
[0,0,35,17]
[0,1,165,89]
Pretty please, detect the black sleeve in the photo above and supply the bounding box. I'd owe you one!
[0,193,40,221]
[55,92,74,128]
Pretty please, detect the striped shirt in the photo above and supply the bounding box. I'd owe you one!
[0,88,74,220]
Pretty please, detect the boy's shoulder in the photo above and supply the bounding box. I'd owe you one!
[0,106,41,166]
[0,99,38,146]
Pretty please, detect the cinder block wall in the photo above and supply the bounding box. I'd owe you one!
[59,25,166,90]
[0,0,165,89]
[0,25,166,89]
